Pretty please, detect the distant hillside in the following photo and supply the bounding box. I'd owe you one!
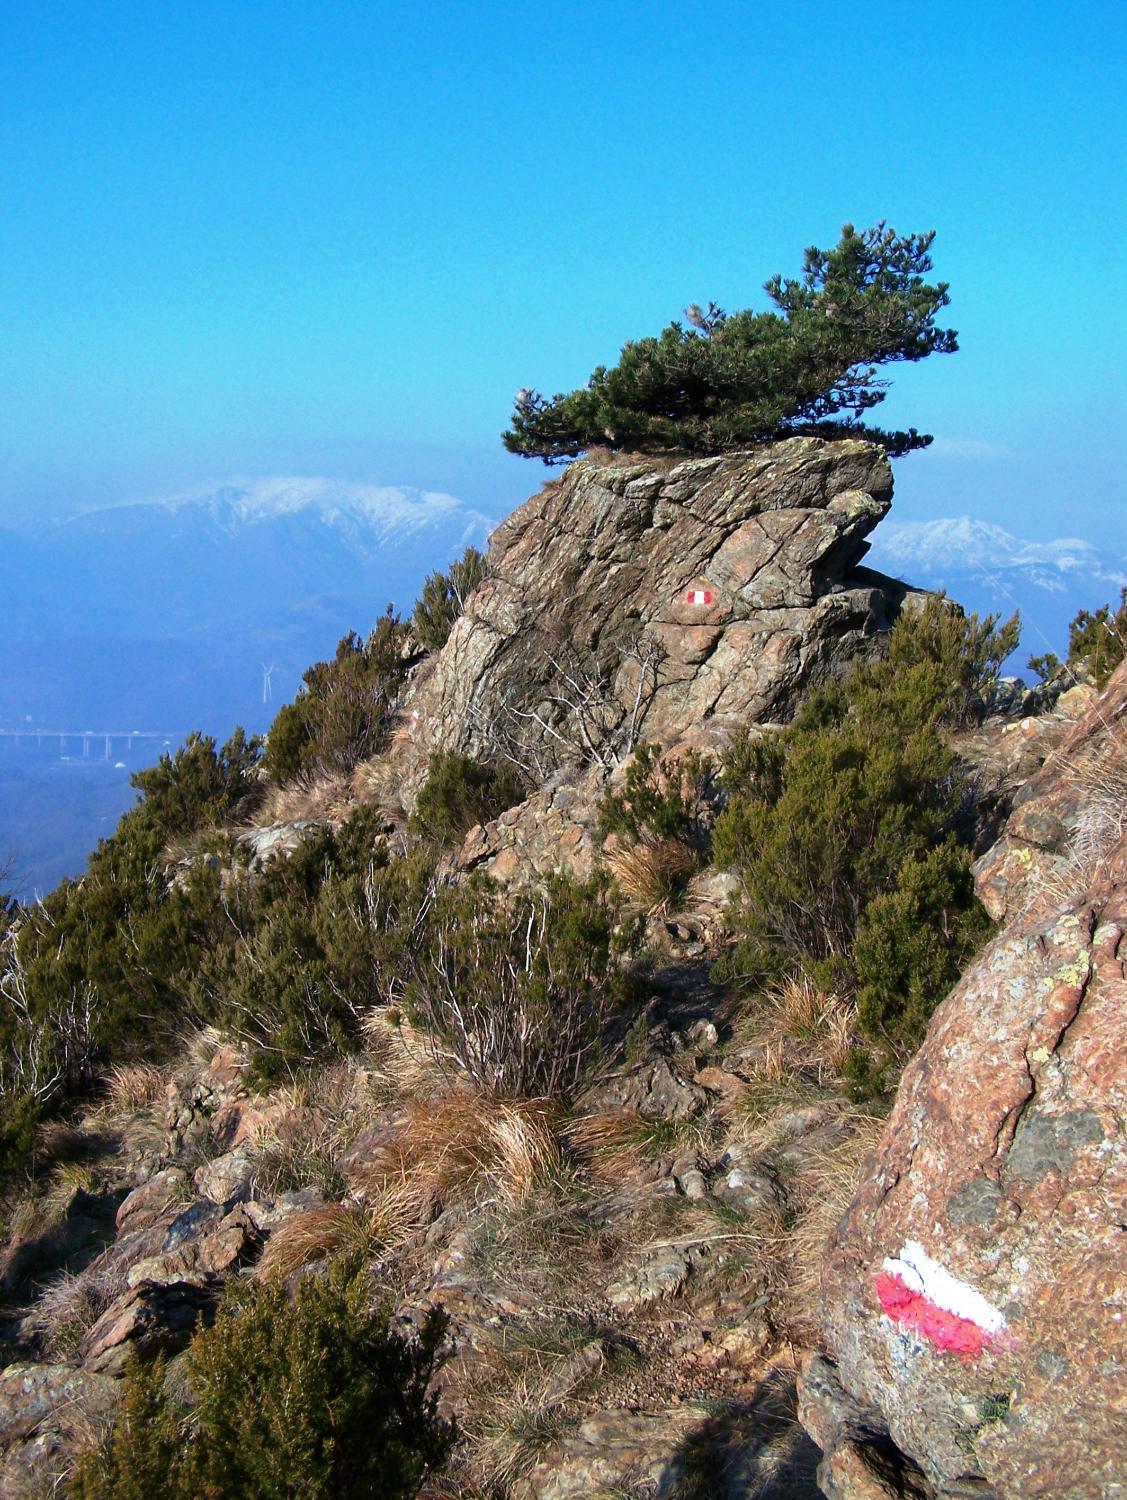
[866,515,1127,668]
[1,477,495,734]
[0,478,495,896]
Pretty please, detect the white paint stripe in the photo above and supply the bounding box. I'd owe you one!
[881,1241,1006,1335]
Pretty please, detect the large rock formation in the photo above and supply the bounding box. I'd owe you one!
[402,438,906,789]
[803,661,1127,1498]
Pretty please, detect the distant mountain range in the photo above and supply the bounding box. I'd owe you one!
[3,483,1123,900]
[0,478,495,897]
[865,516,1127,669]
[1,478,496,734]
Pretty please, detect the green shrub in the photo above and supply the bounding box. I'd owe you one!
[264,609,409,782]
[851,841,993,1078]
[127,728,262,849]
[840,593,1019,733]
[504,222,957,462]
[70,1261,455,1500]
[713,597,1002,1092]
[713,720,962,962]
[402,872,631,1096]
[412,545,488,651]
[1030,585,1127,690]
[597,742,713,845]
[409,752,526,846]
[216,821,438,1085]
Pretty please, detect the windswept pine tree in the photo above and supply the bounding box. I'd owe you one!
[504,222,957,461]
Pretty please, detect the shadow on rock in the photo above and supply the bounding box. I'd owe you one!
[657,1366,821,1499]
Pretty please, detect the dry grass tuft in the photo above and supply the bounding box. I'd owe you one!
[35,1120,97,1168]
[603,834,700,912]
[255,767,353,826]
[361,1007,447,1100]
[471,1381,568,1490]
[98,1062,165,1117]
[351,757,406,819]
[1035,725,1127,913]
[731,975,857,1089]
[182,1025,230,1071]
[772,1113,885,1343]
[29,1254,132,1359]
[356,1090,568,1217]
[258,1178,427,1281]
[564,1110,712,1187]
[256,1201,382,1281]
[253,1119,347,1202]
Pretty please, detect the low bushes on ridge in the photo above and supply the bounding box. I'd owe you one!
[71,1261,455,1500]
[713,596,1017,1094]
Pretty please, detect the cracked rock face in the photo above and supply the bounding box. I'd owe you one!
[403,438,905,783]
[812,663,1127,1499]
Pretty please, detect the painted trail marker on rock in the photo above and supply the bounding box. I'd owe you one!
[873,1240,1008,1358]
[686,587,713,606]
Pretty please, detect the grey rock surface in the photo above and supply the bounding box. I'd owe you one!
[401,439,907,793]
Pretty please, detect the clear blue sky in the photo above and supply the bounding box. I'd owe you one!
[2,0,1123,538]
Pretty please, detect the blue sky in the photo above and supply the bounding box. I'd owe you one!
[2,0,1124,538]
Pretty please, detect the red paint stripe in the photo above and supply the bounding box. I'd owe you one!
[873,1271,989,1357]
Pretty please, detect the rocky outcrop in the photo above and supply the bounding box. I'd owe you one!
[972,678,1116,922]
[805,662,1127,1498]
[401,438,908,791]
[0,1364,119,1498]
[78,1278,220,1375]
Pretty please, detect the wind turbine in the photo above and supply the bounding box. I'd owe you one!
[261,663,276,704]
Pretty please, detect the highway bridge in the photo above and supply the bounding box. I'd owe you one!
[0,730,183,761]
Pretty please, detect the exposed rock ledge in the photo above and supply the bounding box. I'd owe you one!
[399,437,911,797]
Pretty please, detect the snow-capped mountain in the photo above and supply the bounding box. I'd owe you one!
[1,478,497,732]
[866,516,1127,669]
[0,477,497,896]
[129,476,491,548]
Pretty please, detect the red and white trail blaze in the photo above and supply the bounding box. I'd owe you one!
[873,1241,1008,1358]
[685,588,713,605]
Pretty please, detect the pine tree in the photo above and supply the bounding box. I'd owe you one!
[503,223,956,462]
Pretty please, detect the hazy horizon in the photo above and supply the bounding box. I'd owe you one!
[2,1,1124,548]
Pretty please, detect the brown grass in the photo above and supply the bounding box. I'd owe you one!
[255,1088,572,1282]
[255,767,353,826]
[1035,725,1127,913]
[360,1007,446,1101]
[250,1060,388,1198]
[603,834,700,912]
[97,1061,165,1117]
[771,1112,884,1343]
[29,1253,133,1359]
[470,1380,569,1490]
[350,756,407,819]
[564,1110,713,1187]
[730,975,857,1089]
[256,1201,387,1280]
[367,1091,568,1214]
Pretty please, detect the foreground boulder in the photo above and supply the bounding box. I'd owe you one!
[806,663,1127,1498]
[78,1278,219,1375]
[403,438,908,785]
